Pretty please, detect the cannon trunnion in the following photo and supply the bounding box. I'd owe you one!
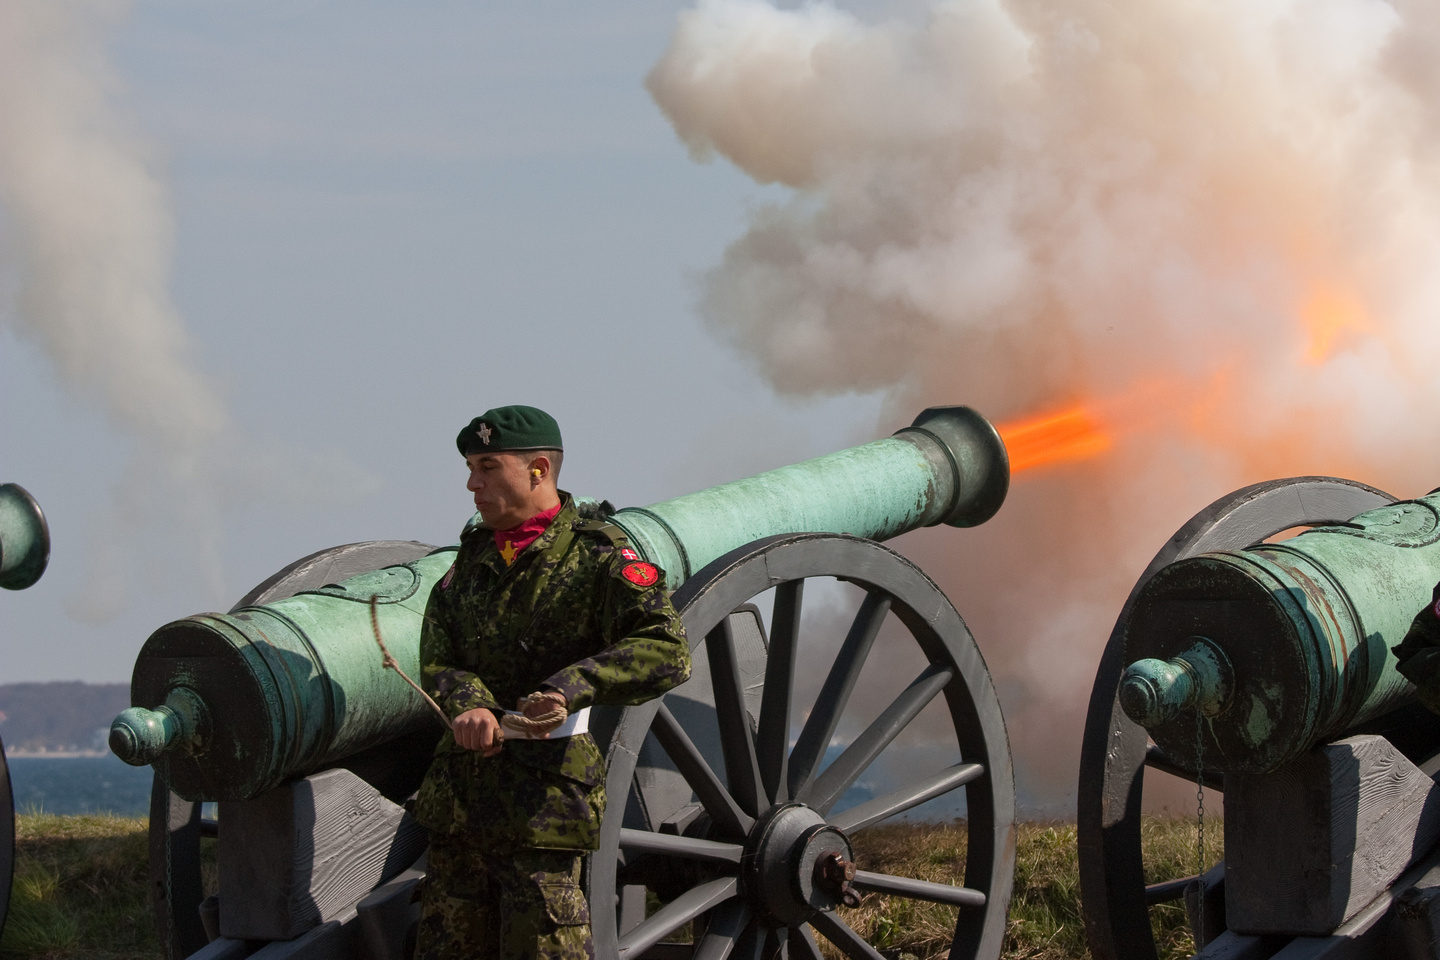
[124,407,1017,960]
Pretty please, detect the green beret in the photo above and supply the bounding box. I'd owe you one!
[457,405,563,456]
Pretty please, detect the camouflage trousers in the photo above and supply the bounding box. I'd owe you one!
[415,841,594,960]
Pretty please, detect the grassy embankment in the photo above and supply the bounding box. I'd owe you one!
[0,814,1214,960]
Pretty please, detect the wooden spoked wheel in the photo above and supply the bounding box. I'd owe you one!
[1075,478,1396,959]
[589,533,1015,960]
[0,736,13,941]
[148,539,437,960]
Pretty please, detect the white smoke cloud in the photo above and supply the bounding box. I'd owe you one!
[0,0,224,451]
[0,1,373,621]
[649,0,1440,811]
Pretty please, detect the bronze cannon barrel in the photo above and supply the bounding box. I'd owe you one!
[112,406,1009,800]
[1118,494,1440,774]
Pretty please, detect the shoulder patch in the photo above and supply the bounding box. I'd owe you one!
[1433,597,1440,619]
[621,561,660,587]
[619,547,641,561]
[439,565,456,591]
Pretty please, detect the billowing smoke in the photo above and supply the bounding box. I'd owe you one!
[0,1,367,621]
[648,0,1440,812]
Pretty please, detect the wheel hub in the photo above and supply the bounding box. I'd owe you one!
[742,803,856,924]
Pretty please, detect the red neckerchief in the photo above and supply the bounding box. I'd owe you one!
[494,501,563,566]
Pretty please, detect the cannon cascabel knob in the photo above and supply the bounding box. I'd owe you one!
[110,687,209,765]
[1119,637,1233,730]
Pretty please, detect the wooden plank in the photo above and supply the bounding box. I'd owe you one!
[242,907,359,960]
[1227,735,1440,935]
[183,938,251,960]
[356,865,424,960]
[1231,808,1440,959]
[218,768,428,941]
[1192,931,1292,960]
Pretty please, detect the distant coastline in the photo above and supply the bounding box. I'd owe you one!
[0,681,129,757]
[6,749,111,759]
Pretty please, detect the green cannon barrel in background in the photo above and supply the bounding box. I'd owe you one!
[1117,494,1440,774]
[111,406,1008,801]
[0,484,49,591]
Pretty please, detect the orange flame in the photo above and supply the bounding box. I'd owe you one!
[998,405,1113,475]
[1301,283,1371,364]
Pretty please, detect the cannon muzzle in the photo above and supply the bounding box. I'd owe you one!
[115,406,1010,800]
[608,405,1007,584]
[0,483,49,591]
[1119,495,1440,774]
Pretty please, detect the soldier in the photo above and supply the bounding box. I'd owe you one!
[1395,580,1440,713]
[412,405,691,960]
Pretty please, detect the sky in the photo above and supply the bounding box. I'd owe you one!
[9,0,1440,817]
[0,1,888,686]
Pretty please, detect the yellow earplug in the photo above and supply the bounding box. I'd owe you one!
[532,468,542,478]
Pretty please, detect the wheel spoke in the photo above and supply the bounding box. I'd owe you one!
[1145,742,1224,792]
[808,662,953,814]
[731,921,767,960]
[1144,875,1194,905]
[618,877,739,960]
[789,591,892,799]
[788,925,824,960]
[707,618,768,816]
[758,580,804,804]
[619,828,744,864]
[652,703,756,837]
[850,869,987,908]
[829,762,984,833]
[771,926,789,960]
[809,911,886,960]
[693,900,752,960]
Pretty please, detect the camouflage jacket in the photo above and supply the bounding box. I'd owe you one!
[413,493,691,851]
[1395,580,1440,714]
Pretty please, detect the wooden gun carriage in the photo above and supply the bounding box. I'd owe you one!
[114,408,1019,960]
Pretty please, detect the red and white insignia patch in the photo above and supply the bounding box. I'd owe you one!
[1433,597,1440,619]
[619,547,641,561]
[622,561,659,587]
[440,566,456,591]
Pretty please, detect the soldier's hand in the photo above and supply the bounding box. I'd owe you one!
[453,708,504,756]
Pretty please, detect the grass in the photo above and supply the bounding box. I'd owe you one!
[835,818,1220,960]
[1,813,170,960]
[0,815,1217,959]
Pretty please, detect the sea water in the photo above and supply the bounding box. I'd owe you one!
[6,753,153,816]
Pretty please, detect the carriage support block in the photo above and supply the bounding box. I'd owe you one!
[218,768,427,941]
[1226,735,1440,935]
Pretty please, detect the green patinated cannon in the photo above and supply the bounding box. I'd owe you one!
[1117,493,1440,775]
[118,406,1020,960]
[111,405,1006,801]
[1094,485,1440,953]
[0,483,49,591]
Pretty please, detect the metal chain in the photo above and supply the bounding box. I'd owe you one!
[1194,710,1206,948]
